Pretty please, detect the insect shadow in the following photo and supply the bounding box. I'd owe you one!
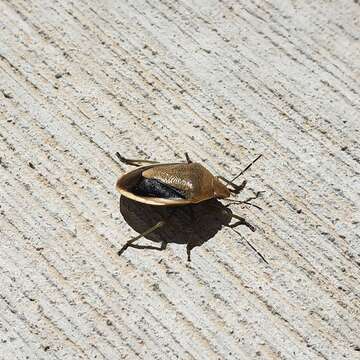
[119,196,259,262]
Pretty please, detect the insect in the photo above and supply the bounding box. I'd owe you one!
[115,152,265,262]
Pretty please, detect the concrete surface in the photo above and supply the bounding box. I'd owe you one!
[0,0,359,359]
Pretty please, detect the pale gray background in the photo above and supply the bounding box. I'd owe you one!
[0,0,359,359]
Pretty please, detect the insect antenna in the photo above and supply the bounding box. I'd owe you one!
[231,154,262,183]
[115,152,159,167]
[230,227,268,264]
[218,155,262,194]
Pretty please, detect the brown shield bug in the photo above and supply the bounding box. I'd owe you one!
[115,152,265,262]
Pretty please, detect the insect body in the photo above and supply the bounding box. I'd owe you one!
[116,161,232,206]
[115,152,264,262]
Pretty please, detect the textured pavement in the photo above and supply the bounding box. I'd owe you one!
[0,1,359,359]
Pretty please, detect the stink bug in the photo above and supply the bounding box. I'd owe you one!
[115,152,265,262]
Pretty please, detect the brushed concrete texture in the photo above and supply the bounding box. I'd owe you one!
[0,0,359,359]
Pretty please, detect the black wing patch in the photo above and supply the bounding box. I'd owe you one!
[133,177,186,199]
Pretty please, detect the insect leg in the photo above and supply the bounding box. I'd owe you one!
[186,206,196,262]
[118,220,166,256]
[186,243,193,262]
[229,214,256,232]
[185,152,192,163]
[242,191,265,203]
[126,240,167,252]
[218,177,247,194]
[223,200,262,210]
[115,152,160,167]
[186,236,200,262]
